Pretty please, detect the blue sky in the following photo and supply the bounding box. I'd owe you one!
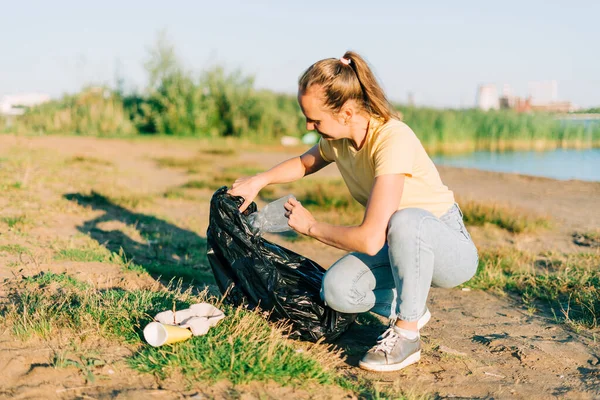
[1,0,598,108]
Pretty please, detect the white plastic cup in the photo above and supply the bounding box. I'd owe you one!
[143,322,192,347]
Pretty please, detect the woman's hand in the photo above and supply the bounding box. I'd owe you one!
[228,175,268,213]
[284,197,317,236]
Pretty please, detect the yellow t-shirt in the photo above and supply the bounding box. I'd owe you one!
[318,117,455,218]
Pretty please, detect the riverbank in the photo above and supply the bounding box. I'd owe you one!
[0,134,599,399]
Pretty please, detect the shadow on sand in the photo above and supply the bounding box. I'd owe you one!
[63,191,390,366]
[64,191,215,289]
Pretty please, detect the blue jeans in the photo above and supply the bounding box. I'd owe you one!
[320,204,478,322]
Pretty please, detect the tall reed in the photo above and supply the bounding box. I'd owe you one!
[12,87,135,136]
[4,35,599,154]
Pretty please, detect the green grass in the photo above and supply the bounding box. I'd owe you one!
[51,349,105,384]
[180,164,265,192]
[68,189,154,210]
[264,179,362,214]
[59,191,214,283]
[222,164,264,176]
[0,272,427,398]
[180,177,232,191]
[130,307,338,385]
[3,272,191,342]
[464,248,600,328]
[0,182,23,191]
[199,148,237,156]
[0,215,29,229]
[54,248,112,263]
[163,188,196,200]
[52,237,210,283]
[181,179,214,190]
[1,273,340,389]
[127,259,214,284]
[0,244,31,255]
[24,271,91,291]
[153,156,216,174]
[301,182,362,211]
[285,180,364,225]
[460,200,552,233]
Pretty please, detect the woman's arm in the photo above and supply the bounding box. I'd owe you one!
[229,144,330,212]
[286,173,405,256]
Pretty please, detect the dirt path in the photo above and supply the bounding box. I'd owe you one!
[0,135,599,399]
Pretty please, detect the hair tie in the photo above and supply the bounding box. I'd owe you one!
[340,57,351,65]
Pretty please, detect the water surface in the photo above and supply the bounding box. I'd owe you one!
[432,149,600,182]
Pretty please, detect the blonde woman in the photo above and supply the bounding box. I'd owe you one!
[229,52,478,372]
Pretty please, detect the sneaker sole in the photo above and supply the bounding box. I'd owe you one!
[358,350,421,372]
[417,309,431,330]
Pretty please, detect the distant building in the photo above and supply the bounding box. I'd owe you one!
[0,93,51,116]
[528,80,558,106]
[477,84,499,111]
[493,80,576,113]
[530,101,576,113]
[499,84,516,109]
[513,97,532,113]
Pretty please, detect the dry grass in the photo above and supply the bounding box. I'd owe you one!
[153,156,215,174]
[464,247,600,329]
[458,199,552,233]
[1,270,426,398]
[65,155,114,167]
[0,137,435,399]
[0,244,31,255]
[1,273,342,388]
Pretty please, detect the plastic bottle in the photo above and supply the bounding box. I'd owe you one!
[248,194,296,235]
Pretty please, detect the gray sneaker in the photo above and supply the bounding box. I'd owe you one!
[358,326,421,372]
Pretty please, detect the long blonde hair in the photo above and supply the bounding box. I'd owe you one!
[298,51,396,122]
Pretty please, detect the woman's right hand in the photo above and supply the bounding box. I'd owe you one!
[227,174,268,213]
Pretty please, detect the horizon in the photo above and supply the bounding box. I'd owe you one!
[1,0,598,109]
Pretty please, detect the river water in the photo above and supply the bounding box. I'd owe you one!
[432,149,600,182]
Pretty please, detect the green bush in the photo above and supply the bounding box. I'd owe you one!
[12,87,135,136]
[122,34,305,139]
[4,33,599,153]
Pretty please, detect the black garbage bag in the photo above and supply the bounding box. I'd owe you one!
[206,186,357,342]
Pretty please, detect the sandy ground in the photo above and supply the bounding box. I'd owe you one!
[0,135,599,399]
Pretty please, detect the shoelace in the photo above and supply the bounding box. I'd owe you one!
[373,327,399,354]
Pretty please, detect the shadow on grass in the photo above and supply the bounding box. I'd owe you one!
[63,191,215,289]
[333,312,387,366]
[63,192,389,370]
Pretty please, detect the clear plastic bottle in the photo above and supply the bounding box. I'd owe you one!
[247,194,296,235]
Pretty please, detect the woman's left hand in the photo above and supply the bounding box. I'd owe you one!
[284,197,317,236]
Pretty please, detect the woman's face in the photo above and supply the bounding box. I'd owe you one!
[297,85,349,141]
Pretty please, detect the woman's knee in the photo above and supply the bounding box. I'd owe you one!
[432,249,479,288]
[387,208,434,243]
[320,256,374,314]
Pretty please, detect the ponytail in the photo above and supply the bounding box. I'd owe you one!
[298,51,396,122]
